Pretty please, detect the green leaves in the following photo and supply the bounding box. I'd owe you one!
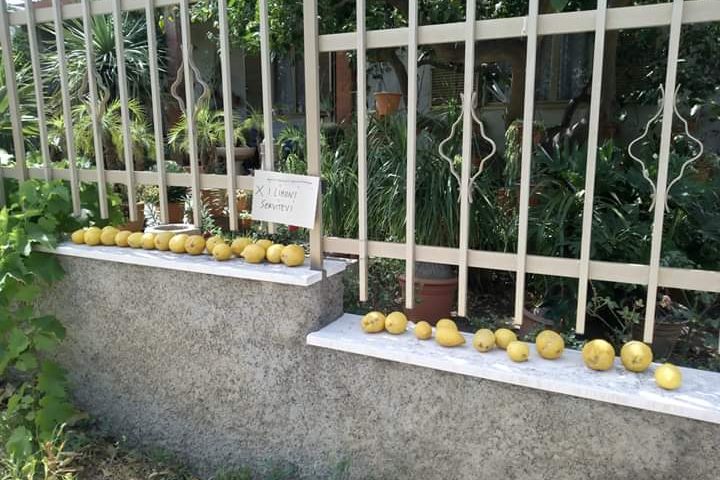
[550,0,570,12]
[5,426,33,462]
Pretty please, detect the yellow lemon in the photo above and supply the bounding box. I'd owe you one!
[472,329,496,352]
[231,237,252,256]
[185,235,206,255]
[212,243,232,261]
[436,319,458,331]
[100,226,119,246]
[582,339,616,371]
[385,311,408,335]
[265,244,284,264]
[141,233,156,250]
[280,244,305,267]
[655,363,682,390]
[507,341,530,362]
[241,244,266,264]
[361,311,385,333]
[70,229,85,244]
[495,328,518,350]
[435,327,466,347]
[154,232,175,251]
[169,234,189,254]
[84,227,102,246]
[127,232,144,248]
[414,321,432,340]
[535,330,564,360]
[114,230,132,247]
[620,341,653,373]
[255,239,273,250]
[205,236,225,254]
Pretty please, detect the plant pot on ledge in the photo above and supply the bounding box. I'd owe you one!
[374,92,402,117]
[632,320,688,359]
[399,264,458,325]
[118,202,145,231]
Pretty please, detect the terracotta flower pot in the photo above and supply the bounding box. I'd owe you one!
[118,202,145,231]
[519,307,555,338]
[632,320,688,359]
[167,202,185,223]
[374,92,402,117]
[398,275,458,325]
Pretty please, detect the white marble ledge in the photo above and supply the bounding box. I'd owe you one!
[307,313,720,425]
[39,242,348,287]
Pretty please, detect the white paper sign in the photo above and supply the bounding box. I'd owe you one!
[251,170,320,229]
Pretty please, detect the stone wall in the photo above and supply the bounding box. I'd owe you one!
[39,256,720,479]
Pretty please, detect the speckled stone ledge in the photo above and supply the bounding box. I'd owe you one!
[44,242,347,286]
[307,314,720,425]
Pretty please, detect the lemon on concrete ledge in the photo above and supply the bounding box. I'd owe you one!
[535,330,564,360]
[127,232,143,248]
[185,235,206,255]
[141,232,156,250]
[154,232,175,251]
[100,226,119,246]
[655,363,682,390]
[472,329,496,352]
[169,234,189,253]
[620,341,653,373]
[507,341,529,362]
[582,339,615,371]
[435,321,465,347]
[385,311,408,334]
[255,239,273,250]
[84,227,101,246]
[212,243,232,261]
[265,244,284,264]
[280,245,305,267]
[231,237,252,256]
[205,236,225,254]
[361,311,385,333]
[241,244,266,264]
[414,321,432,340]
[494,328,517,349]
[436,319,457,331]
[70,229,85,244]
[115,230,132,247]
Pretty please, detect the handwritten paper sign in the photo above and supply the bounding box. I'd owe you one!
[251,170,320,229]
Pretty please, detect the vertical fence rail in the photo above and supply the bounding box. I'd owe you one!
[24,0,51,182]
[404,0,418,309]
[81,0,109,219]
[52,0,81,214]
[145,0,168,224]
[456,0,477,317]
[218,0,237,231]
[303,0,324,270]
[356,0,369,301]
[259,0,275,233]
[575,0,609,334]
[112,0,137,220]
[0,0,26,181]
[179,0,202,226]
[643,0,685,342]
[513,0,540,325]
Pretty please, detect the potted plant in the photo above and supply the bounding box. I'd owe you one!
[138,161,188,225]
[632,294,690,359]
[238,211,253,231]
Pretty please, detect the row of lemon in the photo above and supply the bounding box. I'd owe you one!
[70,226,305,266]
[360,311,682,390]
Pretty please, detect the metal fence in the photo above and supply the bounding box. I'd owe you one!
[0,0,719,345]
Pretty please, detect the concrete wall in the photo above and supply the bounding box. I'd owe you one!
[39,256,720,479]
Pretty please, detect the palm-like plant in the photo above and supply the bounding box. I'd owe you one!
[0,56,38,159]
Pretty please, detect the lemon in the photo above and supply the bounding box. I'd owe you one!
[70,229,85,244]
[280,244,305,267]
[241,244,266,264]
[582,339,616,371]
[414,321,432,340]
[141,233,156,250]
[385,311,408,334]
[115,230,132,247]
[185,235,206,255]
[127,232,144,248]
[620,341,653,373]
[535,330,564,360]
[205,236,225,254]
[361,311,385,333]
[169,234,189,254]
[84,227,102,246]
[436,319,458,331]
[100,226,119,246]
[265,244,284,264]
[231,237,252,256]
[435,326,466,347]
[154,232,175,251]
[472,329,496,352]
[212,243,232,261]
[507,341,530,362]
[494,328,517,350]
[655,363,682,390]
[255,239,273,250]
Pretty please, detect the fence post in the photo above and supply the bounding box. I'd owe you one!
[356,0,369,301]
[0,0,26,182]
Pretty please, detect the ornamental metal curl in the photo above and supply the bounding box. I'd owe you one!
[627,86,663,211]
[170,58,211,116]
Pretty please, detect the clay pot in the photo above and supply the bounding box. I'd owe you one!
[374,92,402,117]
[118,203,145,231]
[167,202,185,223]
[632,320,688,359]
[398,275,458,325]
[518,307,555,338]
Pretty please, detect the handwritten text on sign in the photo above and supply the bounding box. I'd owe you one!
[251,170,320,229]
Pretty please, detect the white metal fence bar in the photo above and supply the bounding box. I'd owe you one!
[145,0,168,223]
[52,0,81,214]
[112,0,138,221]
[0,0,25,181]
[356,0,369,301]
[23,0,51,181]
[456,0,477,317]
[513,0,540,325]
[218,0,237,231]
[9,0,187,25]
[643,0,686,343]
[179,0,202,226]
[575,0,609,334]
[259,0,275,233]
[404,0,419,309]
[81,0,109,219]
